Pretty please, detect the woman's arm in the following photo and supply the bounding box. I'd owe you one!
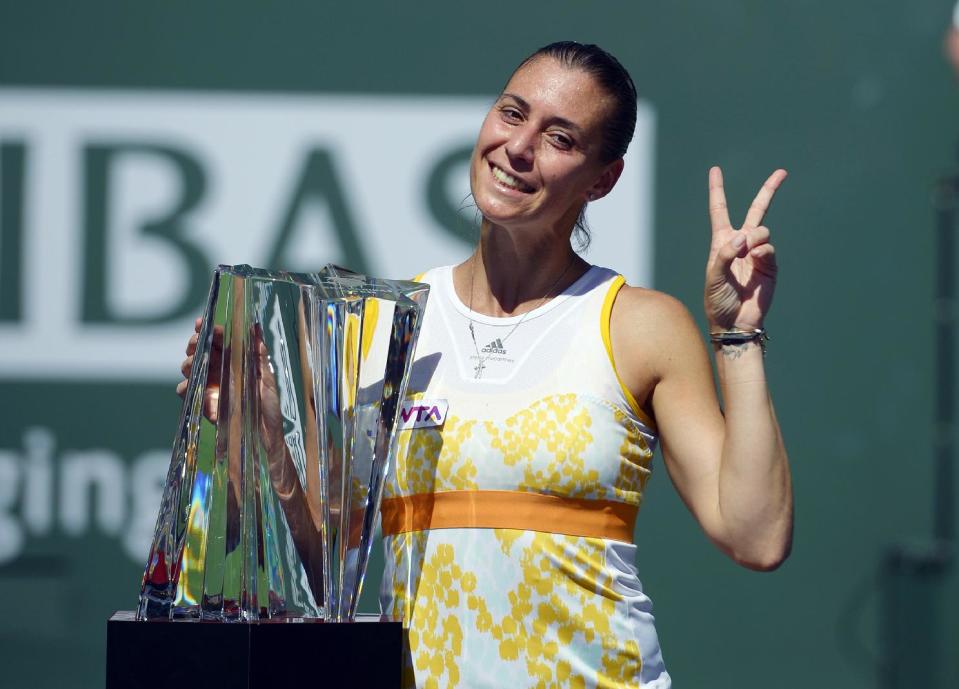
[178,316,325,597]
[612,167,792,571]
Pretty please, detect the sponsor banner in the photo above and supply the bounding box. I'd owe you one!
[0,425,165,565]
[0,90,655,380]
[0,382,177,568]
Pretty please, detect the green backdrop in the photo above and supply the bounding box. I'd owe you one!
[1,2,958,687]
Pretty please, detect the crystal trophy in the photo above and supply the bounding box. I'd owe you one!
[136,264,428,622]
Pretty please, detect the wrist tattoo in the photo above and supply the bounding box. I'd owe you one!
[709,328,768,357]
[716,340,757,360]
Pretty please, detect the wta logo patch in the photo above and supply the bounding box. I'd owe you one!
[399,399,448,429]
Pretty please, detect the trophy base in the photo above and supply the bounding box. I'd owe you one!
[105,611,403,688]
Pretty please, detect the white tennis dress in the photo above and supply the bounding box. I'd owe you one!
[379,264,671,688]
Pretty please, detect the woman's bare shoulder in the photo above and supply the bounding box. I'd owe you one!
[610,285,706,377]
[612,284,697,329]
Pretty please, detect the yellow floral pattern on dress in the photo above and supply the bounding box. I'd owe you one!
[481,394,652,504]
[382,394,660,688]
[386,530,428,625]
[484,531,641,689]
[386,396,480,498]
[404,543,468,689]
[485,394,597,498]
[386,394,651,503]
[610,403,653,503]
[391,531,644,689]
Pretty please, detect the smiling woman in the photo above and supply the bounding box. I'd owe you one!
[469,49,629,255]
[175,40,794,689]
[373,41,792,689]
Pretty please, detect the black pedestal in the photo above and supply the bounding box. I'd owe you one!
[105,611,403,689]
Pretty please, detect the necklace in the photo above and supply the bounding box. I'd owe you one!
[466,254,575,379]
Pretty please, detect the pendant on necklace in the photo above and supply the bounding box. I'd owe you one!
[473,360,486,379]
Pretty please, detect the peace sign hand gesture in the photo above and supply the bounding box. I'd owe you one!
[704,166,787,331]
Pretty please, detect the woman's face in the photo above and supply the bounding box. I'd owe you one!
[470,56,621,234]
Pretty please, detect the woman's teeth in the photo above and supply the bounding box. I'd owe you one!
[492,165,533,192]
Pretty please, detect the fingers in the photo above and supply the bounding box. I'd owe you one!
[743,226,776,276]
[176,375,220,422]
[187,323,225,359]
[743,224,770,249]
[707,232,749,285]
[179,316,223,423]
[254,334,277,388]
[708,166,732,232]
[721,232,749,264]
[710,226,776,278]
[743,169,787,229]
[186,316,207,354]
[204,389,220,423]
[748,242,778,277]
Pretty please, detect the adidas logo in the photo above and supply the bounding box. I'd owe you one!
[480,338,507,355]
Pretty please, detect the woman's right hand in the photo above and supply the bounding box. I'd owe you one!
[174,316,285,446]
[176,316,223,422]
[176,313,323,594]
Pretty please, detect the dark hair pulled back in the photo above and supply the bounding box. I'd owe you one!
[508,42,637,249]
[515,41,637,164]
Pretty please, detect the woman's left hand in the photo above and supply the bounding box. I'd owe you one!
[704,166,787,330]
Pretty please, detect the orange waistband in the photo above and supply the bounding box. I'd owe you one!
[380,490,637,543]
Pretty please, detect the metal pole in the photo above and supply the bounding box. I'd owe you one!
[934,162,959,543]
[879,152,959,689]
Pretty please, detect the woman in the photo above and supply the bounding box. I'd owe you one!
[372,42,791,688]
[181,41,792,689]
